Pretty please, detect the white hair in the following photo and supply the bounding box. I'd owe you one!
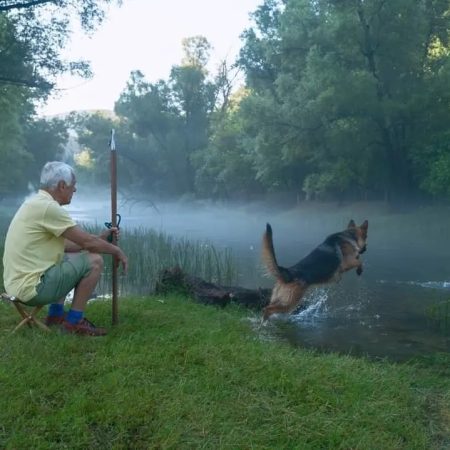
[40,161,75,189]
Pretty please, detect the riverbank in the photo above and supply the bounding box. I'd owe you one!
[1,295,449,449]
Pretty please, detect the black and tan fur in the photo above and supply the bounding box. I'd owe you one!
[262,220,368,321]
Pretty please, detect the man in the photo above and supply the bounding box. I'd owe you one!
[2,161,128,336]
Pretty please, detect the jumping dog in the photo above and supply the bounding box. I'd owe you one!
[261,220,368,321]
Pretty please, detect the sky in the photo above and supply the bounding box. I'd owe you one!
[39,0,262,117]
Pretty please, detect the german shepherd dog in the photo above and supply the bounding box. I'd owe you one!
[262,220,368,321]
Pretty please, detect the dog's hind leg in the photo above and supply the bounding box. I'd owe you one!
[262,281,308,321]
[263,302,297,321]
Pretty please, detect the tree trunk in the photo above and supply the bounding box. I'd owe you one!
[155,266,271,310]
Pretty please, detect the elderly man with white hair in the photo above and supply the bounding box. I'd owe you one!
[2,161,128,336]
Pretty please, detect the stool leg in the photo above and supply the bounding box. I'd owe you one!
[29,306,51,332]
[12,303,51,333]
[13,317,32,333]
[2,294,51,333]
[12,303,33,329]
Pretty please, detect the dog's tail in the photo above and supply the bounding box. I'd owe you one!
[262,223,292,283]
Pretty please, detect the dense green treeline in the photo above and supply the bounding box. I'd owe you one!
[1,0,450,204]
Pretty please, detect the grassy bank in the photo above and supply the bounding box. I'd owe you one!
[0,296,449,449]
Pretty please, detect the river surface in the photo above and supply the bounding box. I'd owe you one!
[64,192,450,361]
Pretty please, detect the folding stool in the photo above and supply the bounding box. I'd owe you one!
[0,293,51,333]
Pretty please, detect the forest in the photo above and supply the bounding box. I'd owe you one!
[1,0,450,205]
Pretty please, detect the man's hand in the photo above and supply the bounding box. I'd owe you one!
[100,227,120,242]
[116,248,128,273]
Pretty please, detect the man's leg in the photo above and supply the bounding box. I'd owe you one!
[28,252,92,311]
[46,252,95,325]
[29,252,106,335]
[46,300,66,325]
[66,253,103,321]
[64,253,107,336]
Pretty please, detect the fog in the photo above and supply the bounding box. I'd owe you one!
[2,188,449,360]
[64,187,450,361]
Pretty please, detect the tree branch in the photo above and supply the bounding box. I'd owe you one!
[0,0,59,12]
[0,75,52,89]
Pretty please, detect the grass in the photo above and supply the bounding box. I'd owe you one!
[1,295,449,449]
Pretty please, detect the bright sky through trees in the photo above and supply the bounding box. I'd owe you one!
[39,0,261,116]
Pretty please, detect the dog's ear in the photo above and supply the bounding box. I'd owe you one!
[360,220,368,230]
[347,219,356,228]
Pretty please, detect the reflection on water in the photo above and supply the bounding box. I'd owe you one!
[65,192,450,361]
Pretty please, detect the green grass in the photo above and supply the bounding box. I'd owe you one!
[1,296,449,449]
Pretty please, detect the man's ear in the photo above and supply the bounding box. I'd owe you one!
[57,180,66,190]
[347,219,356,228]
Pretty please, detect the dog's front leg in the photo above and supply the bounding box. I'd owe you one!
[354,253,363,275]
[341,253,363,275]
[356,261,363,276]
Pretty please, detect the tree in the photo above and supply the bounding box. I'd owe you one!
[114,71,189,195]
[23,117,69,182]
[112,37,217,197]
[193,88,263,199]
[0,0,121,197]
[0,85,32,197]
[238,0,450,203]
[181,35,211,69]
[0,0,121,93]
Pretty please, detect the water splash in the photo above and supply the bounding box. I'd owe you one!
[290,289,329,324]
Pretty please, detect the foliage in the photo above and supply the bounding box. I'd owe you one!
[0,0,121,91]
[109,37,218,196]
[0,85,32,197]
[23,117,70,183]
[193,93,264,199]
[0,0,120,197]
[237,0,450,202]
[4,1,450,203]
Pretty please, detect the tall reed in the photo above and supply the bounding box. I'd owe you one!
[427,300,450,334]
[95,226,238,297]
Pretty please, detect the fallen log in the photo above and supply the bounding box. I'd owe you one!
[155,266,271,310]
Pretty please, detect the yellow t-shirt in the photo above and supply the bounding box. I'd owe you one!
[2,190,76,302]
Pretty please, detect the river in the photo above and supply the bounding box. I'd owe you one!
[63,190,450,361]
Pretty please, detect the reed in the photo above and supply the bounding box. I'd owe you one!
[92,226,238,297]
[427,299,450,334]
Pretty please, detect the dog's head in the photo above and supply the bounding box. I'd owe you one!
[347,219,368,254]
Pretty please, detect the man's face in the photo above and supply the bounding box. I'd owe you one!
[61,175,77,205]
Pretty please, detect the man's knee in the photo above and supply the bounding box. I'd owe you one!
[88,253,104,273]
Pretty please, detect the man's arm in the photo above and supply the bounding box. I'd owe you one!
[62,225,128,272]
[65,239,82,252]
[64,227,119,253]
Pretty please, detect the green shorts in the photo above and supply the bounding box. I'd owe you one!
[27,253,92,306]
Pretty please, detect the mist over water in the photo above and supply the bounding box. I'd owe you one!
[66,189,450,360]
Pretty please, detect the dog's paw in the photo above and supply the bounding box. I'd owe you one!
[356,266,363,276]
